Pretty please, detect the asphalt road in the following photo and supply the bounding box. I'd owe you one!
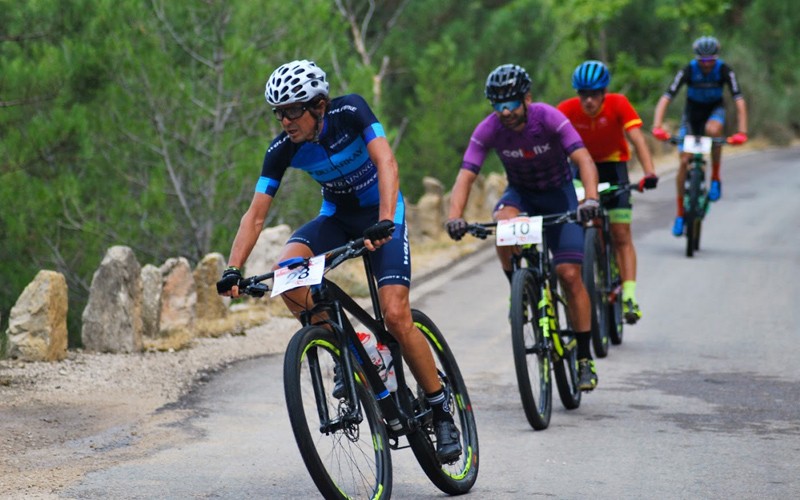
[65,146,800,499]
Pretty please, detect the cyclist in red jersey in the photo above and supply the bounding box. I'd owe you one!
[557,60,658,324]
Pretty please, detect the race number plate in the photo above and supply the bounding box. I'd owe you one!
[496,216,543,246]
[682,135,713,154]
[271,255,325,297]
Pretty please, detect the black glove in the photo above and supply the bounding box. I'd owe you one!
[446,218,468,241]
[577,198,600,223]
[216,266,242,294]
[363,219,395,242]
[638,174,659,191]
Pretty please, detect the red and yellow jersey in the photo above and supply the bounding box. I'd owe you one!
[557,93,642,163]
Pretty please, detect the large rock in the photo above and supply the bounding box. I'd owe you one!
[244,224,293,275]
[140,264,162,339]
[82,246,143,353]
[193,253,228,321]
[159,257,196,335]
[413,176,445,240]
[6,270,69,362]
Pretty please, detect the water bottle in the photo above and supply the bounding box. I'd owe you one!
[377,342,398,392]
[357,332,396,392]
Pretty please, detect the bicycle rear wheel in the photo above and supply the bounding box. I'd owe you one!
[608,252,624,346]
[550,275,582,410]
[582,227,610,358]
[510,269,552,429]
[283,325,392,500]
[407,309,480,495]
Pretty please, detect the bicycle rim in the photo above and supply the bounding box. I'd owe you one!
[582,227,610,358]
[406,309,479,495]
[608,252,624,345]
[510,269,552,429]
[551,277,582,410]
[283,326,392,499]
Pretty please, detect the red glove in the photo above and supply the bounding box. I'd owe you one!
[727,132,748,145]
[638,174,659,192]
[652,127,670,141]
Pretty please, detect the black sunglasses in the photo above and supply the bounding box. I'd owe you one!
[273,104,308,121]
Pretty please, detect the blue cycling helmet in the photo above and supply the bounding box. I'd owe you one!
[572,60,611,90]
[693,36,720,57]
[485,64,532,102]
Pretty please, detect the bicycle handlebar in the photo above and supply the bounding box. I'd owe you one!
[465,210,578,240]
[238,237,369,297]
[656,134,730,146]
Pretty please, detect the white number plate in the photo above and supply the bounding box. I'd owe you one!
[682,135,713,154]
[270,255,325,297]
[496,216,543,246]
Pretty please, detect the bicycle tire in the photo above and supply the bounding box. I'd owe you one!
[550,276,582,410]
[283,325,392,500]
[582,227,610,358]
[685,168,702,258]
[608,251,624,346]
[406,309,480,495]
[510,269,552,429]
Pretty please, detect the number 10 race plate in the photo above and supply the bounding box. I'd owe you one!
[495,216,543,246]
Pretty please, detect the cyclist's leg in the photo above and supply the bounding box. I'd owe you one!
[372,209,461,461]
[279,216,349,322]
[706,106,726,200]
[492,188,524,284]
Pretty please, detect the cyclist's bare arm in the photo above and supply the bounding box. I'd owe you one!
[448,169,479,220]
[652,95,672,130]
[570,147,599,200]
[626,127,657,177]
[224,192,273,296]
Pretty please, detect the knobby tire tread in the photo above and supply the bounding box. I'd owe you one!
[283,325,392,500]
[510,269,552,430]
[406,309,479,495]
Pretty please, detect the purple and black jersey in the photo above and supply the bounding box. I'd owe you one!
[461,103,585,191]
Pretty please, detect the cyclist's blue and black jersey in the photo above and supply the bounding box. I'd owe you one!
[663,60,743,135]
[258,94,395,215]
[256,94,411,287]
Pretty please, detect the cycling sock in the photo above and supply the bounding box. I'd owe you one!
[711,162,721,181]
[622,281,636,302]
[426,388,453,422]
[676,196,684,217]
[503,269,513,284]
[577,331,592,359]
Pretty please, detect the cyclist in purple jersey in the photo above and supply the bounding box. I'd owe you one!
[446,63,602,392]
[216,60,461,462]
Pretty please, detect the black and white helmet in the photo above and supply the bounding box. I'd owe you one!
[264,60,329,106]
[485,64,532,102]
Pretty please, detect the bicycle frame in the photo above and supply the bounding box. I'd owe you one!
[242,241,427,439]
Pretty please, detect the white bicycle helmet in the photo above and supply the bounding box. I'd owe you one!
[265,60,329,106]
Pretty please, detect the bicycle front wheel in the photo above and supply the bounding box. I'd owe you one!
[510,269,552,430]
[582,227,610,358]
[283,325,392,500]
[685,168,703,258]
[407,309,479,495]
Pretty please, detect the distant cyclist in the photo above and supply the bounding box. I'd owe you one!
[651,36,748,237]
[216,60,461,463]
[446,63,602,391]
[558,60,658,324]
